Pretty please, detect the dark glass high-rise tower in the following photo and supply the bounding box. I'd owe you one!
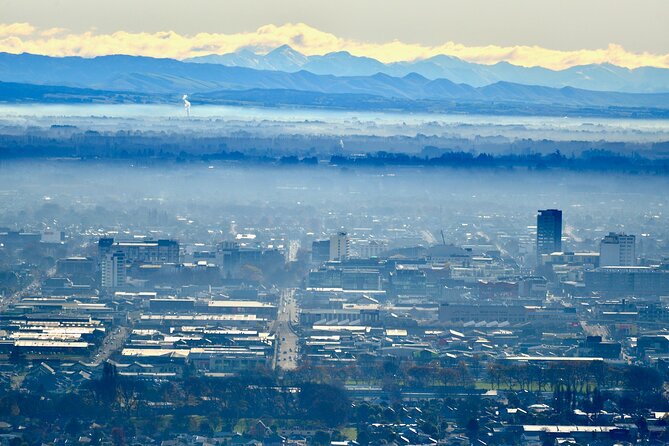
[537,209,562,259]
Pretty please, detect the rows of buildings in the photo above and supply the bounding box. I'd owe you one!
[3,206,669,445]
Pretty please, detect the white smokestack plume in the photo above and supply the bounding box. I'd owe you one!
[182,94,191,117]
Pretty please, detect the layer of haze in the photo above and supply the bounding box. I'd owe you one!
[3,104,669,144]
[1,162,668,259]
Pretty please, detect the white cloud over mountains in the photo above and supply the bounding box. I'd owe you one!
[1,22,668,70]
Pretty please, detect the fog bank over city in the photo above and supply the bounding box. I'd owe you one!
[2,161,668,260]
[3,104,669,143]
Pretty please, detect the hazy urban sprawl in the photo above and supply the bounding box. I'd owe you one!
[3,2,669,445]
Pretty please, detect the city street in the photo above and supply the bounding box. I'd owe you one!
[273,288,299,371]
[92,326,130,366]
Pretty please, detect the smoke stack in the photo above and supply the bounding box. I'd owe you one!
[182,94,191,118]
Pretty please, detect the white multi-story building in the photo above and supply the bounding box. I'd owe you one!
[600,232,636,267]
[101,251,126,289]
[353,239,388,259]
[329,232,350,261]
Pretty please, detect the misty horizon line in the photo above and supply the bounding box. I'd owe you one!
[2,147,668,177]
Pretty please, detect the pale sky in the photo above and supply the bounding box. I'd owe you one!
[1,0,668,69]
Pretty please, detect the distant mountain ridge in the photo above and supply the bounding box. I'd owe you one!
[186,45,669,94]
[1,52,669,113]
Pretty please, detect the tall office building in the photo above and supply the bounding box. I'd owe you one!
[101,251,126,289]
[600,232,636,267]
[311,239,331,264]
[537,209,562,259]
[329,232,350,261]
